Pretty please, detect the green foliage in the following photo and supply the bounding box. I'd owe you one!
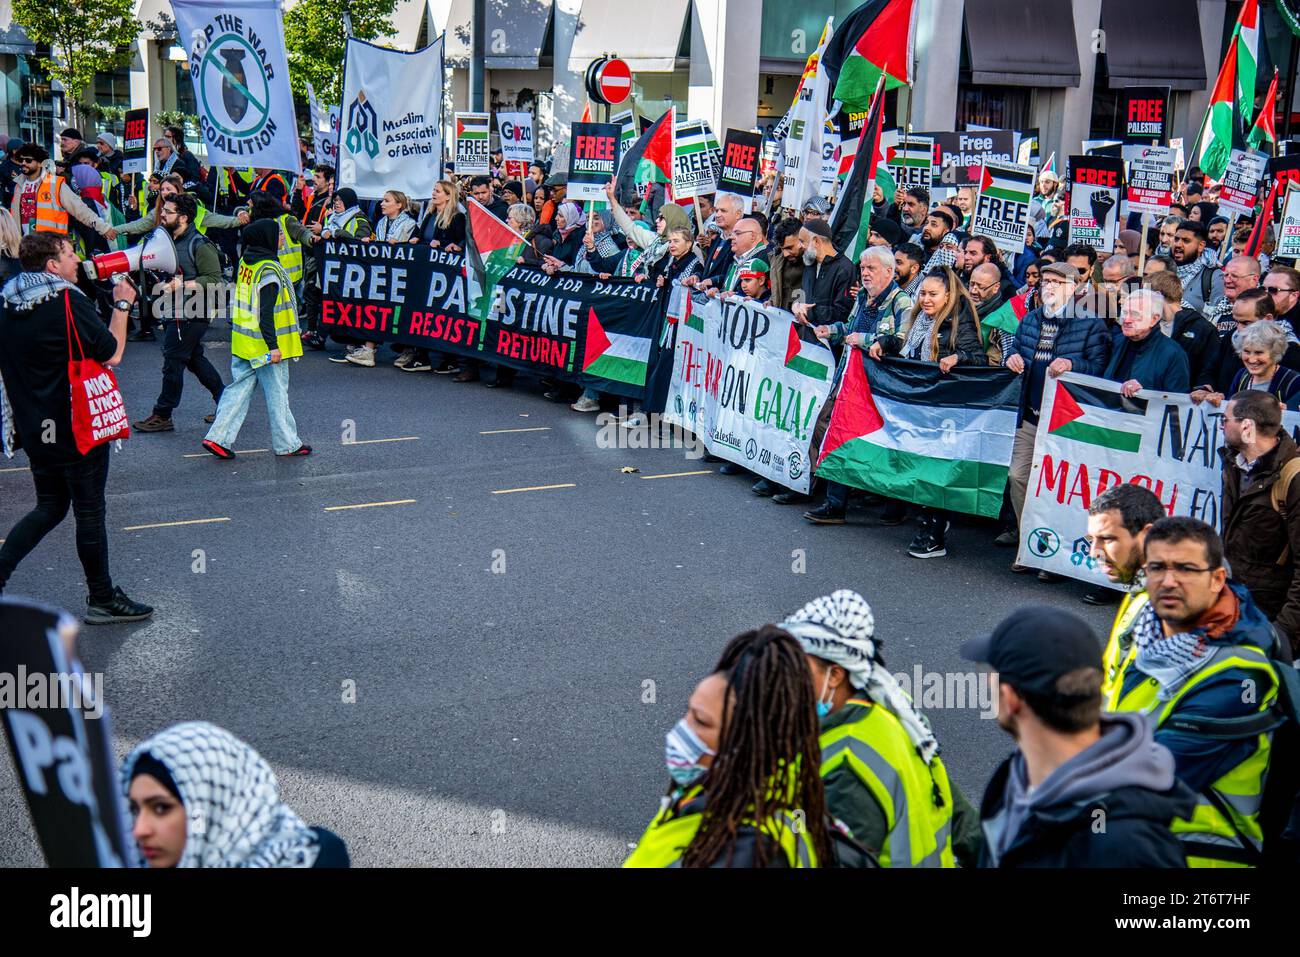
[11,0,140,115]
[284,0,401,104]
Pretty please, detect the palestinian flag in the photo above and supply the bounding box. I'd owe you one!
[464,197,525,322]
[979,163,1034,204]
[982,292,1029,336]
[1196,36,1241,180]
[1233,0,1260,126]
[816,355,1020,518]
[582,307,651,387]
[456,113,488,143]
[821,0,916,114]
[886,139,930,179]
[785,325,831,382]
[829,74,887,261]
[613,107,638,154]
[1045,379,1146,454]
[1247,68,1278,152]
[616,106,674,204]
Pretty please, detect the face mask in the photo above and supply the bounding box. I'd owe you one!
[816,670,834,719]
[802,247,817,267]
[664,717,714,788]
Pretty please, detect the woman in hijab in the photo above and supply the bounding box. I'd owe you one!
[780,590,981,867]
[122,722,349,867]
[572,207,628,277]
[604,178,693,281]
[203,219,311,458]
[543,201,587,269]
[321,187,373,240]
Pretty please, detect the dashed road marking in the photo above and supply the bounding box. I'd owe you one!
[123,517,231,531]
[182,448,270,458]
[324,499,418,512]
[640,470,714,480]
[479,427,552,435]
[343,436,420,446]
[491,483,576,495]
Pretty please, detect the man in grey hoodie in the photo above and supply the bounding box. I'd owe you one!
[963,607,1195,867]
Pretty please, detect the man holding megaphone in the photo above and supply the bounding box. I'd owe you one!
[128,193,225,433]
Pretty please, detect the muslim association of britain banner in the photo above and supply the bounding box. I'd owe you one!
[339,36,445,199]
[1016,373,1300,587]
[662,292,834,493]
[171,0,302,172]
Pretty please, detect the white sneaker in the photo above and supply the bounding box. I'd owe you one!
[394,351,415,368]
[571,396,600,413]
[621,412,649,429]
[345,346,376,367]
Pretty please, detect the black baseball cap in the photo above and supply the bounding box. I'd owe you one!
[960,607,1101,697]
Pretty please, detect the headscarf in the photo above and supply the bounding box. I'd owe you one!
[557,201,586,233]
[627,202,691,275]
[780,589,941,764]
[325,187,363,234]
[587,211,622,259]
[241,218,281,265]
[120,722,322,868]
[1192,200,1219,225]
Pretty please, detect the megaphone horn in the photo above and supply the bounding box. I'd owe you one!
[82,227,179,280]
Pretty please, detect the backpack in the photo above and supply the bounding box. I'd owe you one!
[1200,263,1218,305]
[1271,457,1300,565]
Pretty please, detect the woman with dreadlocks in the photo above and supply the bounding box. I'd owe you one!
[781,590,982,867]
[624,625,838,867]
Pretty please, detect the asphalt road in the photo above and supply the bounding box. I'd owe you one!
[0,330,1115,866]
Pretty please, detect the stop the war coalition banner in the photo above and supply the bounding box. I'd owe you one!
[318,242,660,397]
[171,0,302,171]
[339,35,445,199]
[662,293,834,493]
[1017,373,1300,587]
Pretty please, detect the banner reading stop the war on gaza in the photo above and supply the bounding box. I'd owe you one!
[317,243,661,398]
[661,291,834,493]
[1017,372,1300,587]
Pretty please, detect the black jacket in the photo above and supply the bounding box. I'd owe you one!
[800,252,857,328]
[549,227,585,266]
[701,235,734,285]
[1168,307,1220,389]
[1220,432,1300,652]
[978,755,1195,868]
[420,210,466,248]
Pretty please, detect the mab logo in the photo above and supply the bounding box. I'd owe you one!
[345,90,380,159]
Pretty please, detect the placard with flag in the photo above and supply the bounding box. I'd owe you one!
[970,160,1036,256]
[455,112,491,175]
[886,135,933,190]
[816,356,1021,518]
[673,120,719,199]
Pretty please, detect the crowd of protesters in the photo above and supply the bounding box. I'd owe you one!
[3,125,1300,871]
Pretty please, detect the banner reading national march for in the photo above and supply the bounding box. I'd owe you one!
[317,243,661,398]
[816,355,1021,518]
[662,292,834,494]
[1017,372,1300,588]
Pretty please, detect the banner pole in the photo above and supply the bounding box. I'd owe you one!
[692,194,705,235]
[1137,211,1150,275]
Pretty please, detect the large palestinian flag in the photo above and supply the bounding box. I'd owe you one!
[1045,379,1146,454]
[581,307,651,388]
[1196,36,1242,181]
[464,197,525,322]
[1247,68,1278,152]
[821,0,916,114]
[817,355,1020,517]
[616,106,674,206]
[829,75,887,262]
[785,325,831,382]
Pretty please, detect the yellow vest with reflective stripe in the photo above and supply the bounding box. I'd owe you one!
[194,204,209,235]
[231,259,302,361]
[623,786,818,868]
[1102,590,1148,705]
[277,213,303,282]
[1110,644,1278,868]
[819,699,955,867]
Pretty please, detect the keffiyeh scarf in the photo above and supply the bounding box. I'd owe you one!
[781,590,940,764]
[121,722,322,868]
[1130,601,1219,701]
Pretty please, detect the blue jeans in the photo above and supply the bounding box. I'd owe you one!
[204,356,303,454]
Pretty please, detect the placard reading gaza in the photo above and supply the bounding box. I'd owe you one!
[317,242,660,397]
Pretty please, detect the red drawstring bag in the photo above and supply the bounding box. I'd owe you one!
[65,291,130,453]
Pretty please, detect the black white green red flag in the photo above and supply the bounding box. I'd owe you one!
[464,197,525,321]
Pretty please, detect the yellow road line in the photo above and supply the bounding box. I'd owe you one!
[182,448,270,458]
[640,470,714,480]
[124,517,231,532]
[0,466,30,473]
[343,436,420,445]
[479,427,553,435]
[323,499,417,512]
[491,483,576,495]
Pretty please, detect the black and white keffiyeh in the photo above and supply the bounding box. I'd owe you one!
[121,722,321,868]
[2,271,83,312]
[781,590,941,764]
[1131,601,1219,700]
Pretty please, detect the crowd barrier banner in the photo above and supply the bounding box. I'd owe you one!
[318,243,662,398]
[662,292,834,493]
[816,354,1020,518]
[1017,372,1300,587]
